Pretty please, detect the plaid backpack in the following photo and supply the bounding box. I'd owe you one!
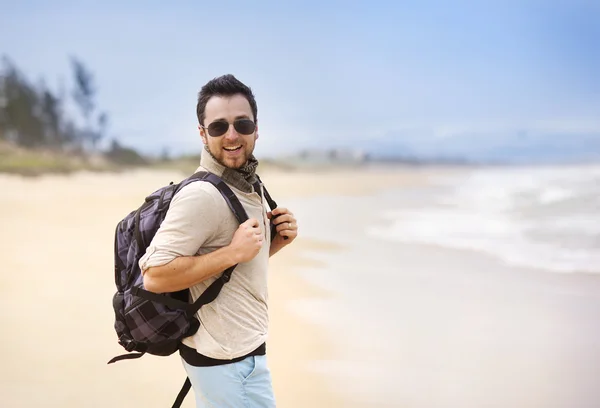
[108,170,279,407]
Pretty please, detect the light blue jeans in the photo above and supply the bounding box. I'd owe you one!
[182,355,276,408]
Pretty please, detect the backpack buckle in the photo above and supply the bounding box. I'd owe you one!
[119,337,138,352]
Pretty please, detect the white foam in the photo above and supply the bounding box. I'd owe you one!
[369,164,600,274]
[538,186,574,204]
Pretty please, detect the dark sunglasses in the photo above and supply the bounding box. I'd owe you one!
[202,118,256,137]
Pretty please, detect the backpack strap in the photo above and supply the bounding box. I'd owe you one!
[262,185,278,211]
[171,377,192,408]
[182,171,249,224]
[255,175,278,210]
[255,176,289,242]
[107,351,145,364]
[181,172,249,313]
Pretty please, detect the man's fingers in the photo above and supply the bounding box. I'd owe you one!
[272,214,294,225]
[272,207,285,216]
[276,220,297,232]
[274,216,296,228]
[279,228,297,238]
[243,218,260,228]
[272,208,291,217]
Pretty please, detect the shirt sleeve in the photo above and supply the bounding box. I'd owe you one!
[138,182,220,274]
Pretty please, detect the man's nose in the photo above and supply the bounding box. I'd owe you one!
[224,123,239,139]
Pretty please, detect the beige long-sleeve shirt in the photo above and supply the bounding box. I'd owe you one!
[138,159,271,360]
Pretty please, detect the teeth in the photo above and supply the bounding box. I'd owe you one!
[224,145,241,151]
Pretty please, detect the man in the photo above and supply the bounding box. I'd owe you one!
[138,74,298,407]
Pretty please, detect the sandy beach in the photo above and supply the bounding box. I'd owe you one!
[2,163,599,408]
[0,164,429,407]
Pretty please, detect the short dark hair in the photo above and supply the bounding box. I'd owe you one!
[196,74,258,126]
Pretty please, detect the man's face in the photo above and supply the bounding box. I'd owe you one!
[199,94,258,169]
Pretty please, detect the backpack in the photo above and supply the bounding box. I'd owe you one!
[108,170,280,407]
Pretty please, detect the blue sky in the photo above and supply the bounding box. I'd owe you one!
[2,0,599,160]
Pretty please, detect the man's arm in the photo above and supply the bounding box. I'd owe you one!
[143,246,238,293]
[143,217,264,293]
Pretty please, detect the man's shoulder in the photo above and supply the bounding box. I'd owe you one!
[172,169,233,207]
[176,178,223,201]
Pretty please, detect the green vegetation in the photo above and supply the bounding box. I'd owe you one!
[0,55,155,175]
[0,141,118,176]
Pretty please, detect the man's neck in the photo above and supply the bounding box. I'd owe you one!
[200,147,258,193]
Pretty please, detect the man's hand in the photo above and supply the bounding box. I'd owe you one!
[229,218,264,263]
[268,207,298,256]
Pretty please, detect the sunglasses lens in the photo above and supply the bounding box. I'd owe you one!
[233,119,256,135]
[207,121,229,137]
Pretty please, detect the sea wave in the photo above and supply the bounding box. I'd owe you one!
[368,164,600,273]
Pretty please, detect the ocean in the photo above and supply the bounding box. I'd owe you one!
[283,163,600,407]
[369,163,600,274]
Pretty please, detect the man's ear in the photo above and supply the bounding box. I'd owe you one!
[199,125,208,145]
[255,124,259,140]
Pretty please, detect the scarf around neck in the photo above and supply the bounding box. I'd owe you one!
[200,145,259,193]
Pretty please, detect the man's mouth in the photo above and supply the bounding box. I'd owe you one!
[223,145,242,152]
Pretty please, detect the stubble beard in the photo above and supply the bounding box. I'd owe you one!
[209,143,254,170]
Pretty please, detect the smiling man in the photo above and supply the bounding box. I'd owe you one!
[199,94,257,169]
[139,74,298,407]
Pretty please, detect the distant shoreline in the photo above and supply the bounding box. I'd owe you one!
[2,143,597,178]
